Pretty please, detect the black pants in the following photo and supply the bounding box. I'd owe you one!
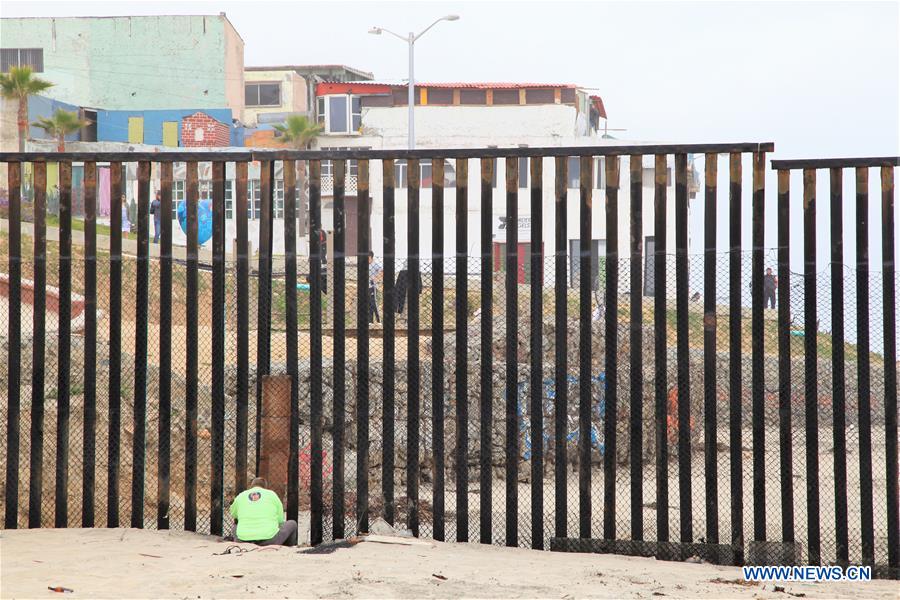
[765,289,776,309]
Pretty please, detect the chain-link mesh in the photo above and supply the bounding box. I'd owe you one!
[0,157,896,578]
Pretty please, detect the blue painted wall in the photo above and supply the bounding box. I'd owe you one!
[28,96,83,142]
[97,108,236,146]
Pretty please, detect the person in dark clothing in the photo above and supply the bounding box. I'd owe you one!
[368,253,382,324]
[150,191,162,243]
[763,267,777,309]
[395,267,423,313]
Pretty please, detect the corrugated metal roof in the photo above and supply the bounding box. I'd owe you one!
[340,81,579,89]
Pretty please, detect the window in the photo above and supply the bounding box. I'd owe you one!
[199,180,212,199]
[328,96,348,132]
[249,180,261,219]
[644,236,656,297]
[351,96,362,131]
[595,158,605,189]
[317,97,326,127]
[245,82,281,107]
[317,95,362,133]
[224,181,233,220]
[1,48,44,72]
[274,179,284,219]
[173,180,185,218]
[567,157,580,189]
[569,239,605,290]
[566,157,599,189]
[390,159,456,189]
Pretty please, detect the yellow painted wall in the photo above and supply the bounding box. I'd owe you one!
[162,121,178,147]
[128,117,144,143]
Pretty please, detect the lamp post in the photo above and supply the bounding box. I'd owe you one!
[369,15,459,149]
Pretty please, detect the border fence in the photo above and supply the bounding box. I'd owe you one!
[0,146,897,578]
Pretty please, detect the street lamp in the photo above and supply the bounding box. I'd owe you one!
[369,15,459,149]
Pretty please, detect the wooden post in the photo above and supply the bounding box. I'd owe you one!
[259,374,293,501]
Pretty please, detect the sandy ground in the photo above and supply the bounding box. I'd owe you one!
[2,529,897,600]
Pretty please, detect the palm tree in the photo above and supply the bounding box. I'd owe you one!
[32,109,90,152]
[274,115,323,239]
[0,66,54,152]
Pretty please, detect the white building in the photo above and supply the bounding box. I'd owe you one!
[311,81,693,289]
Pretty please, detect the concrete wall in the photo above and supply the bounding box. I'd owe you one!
[0,15,242,115]
[222,17,245,123]
[96,108,234,145]
[244,69,309,127]
[349,104,586,146]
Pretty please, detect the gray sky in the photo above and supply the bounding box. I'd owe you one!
[4,0,900,278]
[5,0,899,159]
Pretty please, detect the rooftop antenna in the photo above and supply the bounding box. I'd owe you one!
[600,120,627,139]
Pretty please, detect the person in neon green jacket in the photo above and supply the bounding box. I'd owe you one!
[229,477,298,546]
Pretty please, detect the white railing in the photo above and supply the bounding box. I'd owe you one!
[320,174,358,196]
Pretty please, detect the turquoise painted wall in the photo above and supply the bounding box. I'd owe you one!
[0,16,233,111]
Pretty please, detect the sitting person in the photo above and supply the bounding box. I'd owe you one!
[229,477,298,546]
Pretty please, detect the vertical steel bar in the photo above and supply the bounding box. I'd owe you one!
[157,162,172,530]
[184,161,199,532]
[480,157,494,544]
[333,159,347,539]
[505,156,519,547]
[4,162,21,529]
[554,156,568,539]
[54,161,73,528]
[210,161,227,535]
[751,151,766,543]
[356,159,371,534]
[28,161,48,529]
[82,161,98,529]
[653,154,669,544]
[728,153,743,561]
[829,167,848,564]
[309,160,324,545]
[131,160,150,529]
[234,161,249,494]
[432,159,446,541]
[881,165,899,571]
[675,153,692,543]
[856,167,874,565]
[382,159,397,527]
[284,161,300,522]
[106,161,123,529]
[802,168,820,565]
[703,153,720,545]
[455,158,469,542]
[578,154,592,540]
[776,170,794,544]
[603,156,620,541]
[407,158,421,537]
[629,154,644,541]
[254,161,274,475]
[529,156,544,549]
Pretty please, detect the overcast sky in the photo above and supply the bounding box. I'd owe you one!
[5,0,899,160]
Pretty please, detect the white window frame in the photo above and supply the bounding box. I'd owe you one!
[224,180,234,220]
[317,94,361,134]
[173,180,185,218]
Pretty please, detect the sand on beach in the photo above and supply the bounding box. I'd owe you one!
[1,528,897,600]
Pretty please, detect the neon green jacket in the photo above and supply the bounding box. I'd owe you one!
[229,487,284,541]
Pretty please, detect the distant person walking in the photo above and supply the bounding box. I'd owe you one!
[763,267,777,309]
[150,191,162,243]
[120,194,131,234]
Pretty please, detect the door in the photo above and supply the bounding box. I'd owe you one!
[127,117,144,144]
[162,121,178,147]
[569,239,604,290]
